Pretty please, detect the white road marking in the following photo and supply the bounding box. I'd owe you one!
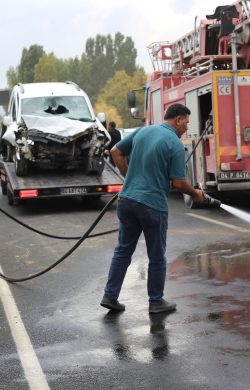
[0,266,50,390]
[187,213,250,233]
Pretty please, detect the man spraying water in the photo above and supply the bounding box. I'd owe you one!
[100,103,204,314]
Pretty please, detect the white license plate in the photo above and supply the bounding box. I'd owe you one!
[60,187,87,195]
[219,171,250,180]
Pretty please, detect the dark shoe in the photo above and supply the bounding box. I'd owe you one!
[100,295,125,311]
[149,299,176,314]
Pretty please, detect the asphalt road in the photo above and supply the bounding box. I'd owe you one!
[0,191,250,390]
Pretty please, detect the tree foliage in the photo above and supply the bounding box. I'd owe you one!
[6,66,19,88]
[19,45,45,83]
[7,45,45,87]
[94,101,123,128]
[96,69,147,128]
[34,53,68,82]
[84,33,137,103]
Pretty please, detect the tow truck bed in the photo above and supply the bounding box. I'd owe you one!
[0,159,123,205]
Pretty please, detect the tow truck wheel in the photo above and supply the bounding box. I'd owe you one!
[15,154,29,177]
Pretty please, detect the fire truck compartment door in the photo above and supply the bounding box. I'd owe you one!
[151,89,162,125]
[184,89,200,137]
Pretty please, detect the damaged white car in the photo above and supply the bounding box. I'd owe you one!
[1,82,110,176]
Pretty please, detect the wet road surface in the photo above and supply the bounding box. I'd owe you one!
[0,191,250,389]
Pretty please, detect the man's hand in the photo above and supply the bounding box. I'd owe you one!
[191,189,204,203]
[172,179,205,204]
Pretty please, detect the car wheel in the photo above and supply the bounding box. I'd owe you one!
[15,154,29,177]
[7,186,14,205]
[4,143,14,162]
[1,179,7,195]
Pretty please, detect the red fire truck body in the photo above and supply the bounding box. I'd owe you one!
[129,1,250,206]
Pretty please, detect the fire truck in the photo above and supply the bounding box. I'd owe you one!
[128,0,250,207]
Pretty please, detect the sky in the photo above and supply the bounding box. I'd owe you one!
[0,0,232,88]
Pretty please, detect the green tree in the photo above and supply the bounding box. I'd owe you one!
[6,45,45,87]
[18,45,45,83]
[6,66,19,88]
[94,101,123,128]
[85,33,138,103]
[65,55,91,93]
[114,33,137,75]
[85,34,115,102]
[96,69,146,127]
[34,53,68,82]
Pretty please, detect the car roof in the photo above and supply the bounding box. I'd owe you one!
[15,82,86,99]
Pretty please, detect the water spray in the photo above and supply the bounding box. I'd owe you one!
[199,183,250,224]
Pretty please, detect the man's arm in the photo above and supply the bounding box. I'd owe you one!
[111,146,128,176]
[172,178,204,203]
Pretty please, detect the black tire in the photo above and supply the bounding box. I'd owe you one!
[15,154,29,177]
[7,186,14,205]
[1,179,7,195]
[6,144,14,162]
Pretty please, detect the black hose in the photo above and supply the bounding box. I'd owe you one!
[0,206,118,240]
[0,193,118,283]
[185,123,210,164]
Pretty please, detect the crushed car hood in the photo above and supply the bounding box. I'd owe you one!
[3,115,110,145]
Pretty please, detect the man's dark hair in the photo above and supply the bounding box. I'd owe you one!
[109,121,116,129]
[164,104,191,120]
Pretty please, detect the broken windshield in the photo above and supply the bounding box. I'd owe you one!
[21,96,93,121]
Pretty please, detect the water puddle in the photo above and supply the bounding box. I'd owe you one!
[169,241,250,283]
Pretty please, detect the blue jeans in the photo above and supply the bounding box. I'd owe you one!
[104,198,168,303]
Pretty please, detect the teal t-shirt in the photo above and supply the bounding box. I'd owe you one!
[116,123,185,212]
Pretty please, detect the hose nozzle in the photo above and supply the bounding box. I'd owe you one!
[203,193,221,208]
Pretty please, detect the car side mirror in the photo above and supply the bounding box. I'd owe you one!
[3,115,11,126]
[97,112,106,124]
[128,91,136,108]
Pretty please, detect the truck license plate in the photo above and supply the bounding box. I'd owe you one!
[60,187,88,195]
[219,171,250,180]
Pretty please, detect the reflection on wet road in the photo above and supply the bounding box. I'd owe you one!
[102,311,170,362]
[169,241,250,283]
[168,241,250,345]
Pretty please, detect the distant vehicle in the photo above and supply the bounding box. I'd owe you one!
[121,127,138,138]
[1,81,110,176]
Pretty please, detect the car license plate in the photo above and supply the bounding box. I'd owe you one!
[219,171,250,180]
[60,187,88,195]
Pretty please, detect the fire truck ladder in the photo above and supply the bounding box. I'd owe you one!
[148,1,250,72]
[171,1,250,61]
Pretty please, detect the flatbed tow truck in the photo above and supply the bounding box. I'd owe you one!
[0,158,123,205]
